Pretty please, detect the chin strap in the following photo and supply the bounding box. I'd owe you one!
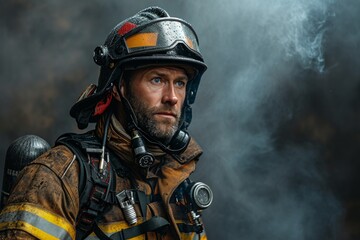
[115,78,191,164]
[123,93,190,153]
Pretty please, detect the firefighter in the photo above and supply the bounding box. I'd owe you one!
[0,6,212,240]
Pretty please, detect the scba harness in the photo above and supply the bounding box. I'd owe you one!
[0,132,212,239]
[56,132,212,239]
[56,132,171,239]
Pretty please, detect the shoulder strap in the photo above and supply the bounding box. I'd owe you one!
[56,133,172,239]
[56,132,116,240]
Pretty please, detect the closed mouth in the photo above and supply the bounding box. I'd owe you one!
[154,112,177,118]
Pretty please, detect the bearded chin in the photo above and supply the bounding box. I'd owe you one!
[140,116,178,144]
[128,95,180,144]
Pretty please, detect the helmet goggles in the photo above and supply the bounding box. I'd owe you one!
[113,18,201,58]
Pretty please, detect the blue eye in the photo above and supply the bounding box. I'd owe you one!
[175,80,186,88]
[151,77,162,84]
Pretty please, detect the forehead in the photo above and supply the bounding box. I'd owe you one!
[134,66,189,78]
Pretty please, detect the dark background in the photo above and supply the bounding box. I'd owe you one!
[1,0,359,239]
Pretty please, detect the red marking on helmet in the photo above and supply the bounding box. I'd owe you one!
[118,22,137,36]
[93,93,113,116]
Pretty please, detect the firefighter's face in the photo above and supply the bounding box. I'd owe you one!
[124,66,188,143]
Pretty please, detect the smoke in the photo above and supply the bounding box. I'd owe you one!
[188,0,349,239]
[1,0,360,239]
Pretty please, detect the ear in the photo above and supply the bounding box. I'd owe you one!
[120,81,126,97]
[112,80,127,101]
[120,79,126,96]
[112,85,121,101]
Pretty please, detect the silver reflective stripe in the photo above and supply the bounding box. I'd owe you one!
[0,210,72,240]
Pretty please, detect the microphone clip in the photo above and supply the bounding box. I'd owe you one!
[130,129,155,168]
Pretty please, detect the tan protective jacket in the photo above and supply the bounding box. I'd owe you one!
[0,122,207,240]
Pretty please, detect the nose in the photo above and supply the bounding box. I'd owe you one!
[162,83,178,106]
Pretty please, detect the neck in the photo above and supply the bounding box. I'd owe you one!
[112,101,128,130]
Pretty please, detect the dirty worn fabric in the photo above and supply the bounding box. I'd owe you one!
[0,115,207,240]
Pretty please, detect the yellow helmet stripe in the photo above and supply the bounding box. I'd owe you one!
[125,33,158,48]
[0,203,75,240]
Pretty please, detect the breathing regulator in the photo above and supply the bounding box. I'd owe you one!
[175,179,213,232]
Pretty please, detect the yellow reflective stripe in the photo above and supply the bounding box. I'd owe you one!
[125,33,158,48]
[0,203,75,240]
[0,221,59,240]
[180,232,195,240]
[86,218,145,240]
[176,219,207,240]
[200,234,207,240]
[179,232,207,240]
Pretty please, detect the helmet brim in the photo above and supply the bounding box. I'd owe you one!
[120,55,206,74]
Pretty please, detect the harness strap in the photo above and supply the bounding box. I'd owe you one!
[109,151,149,220]
[177,222,203,234]
[75,156,113,240]
[136,190,148,220]
[93,216,170,240]
[56,132,115,240]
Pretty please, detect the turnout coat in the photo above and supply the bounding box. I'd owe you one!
[0,116,207,240]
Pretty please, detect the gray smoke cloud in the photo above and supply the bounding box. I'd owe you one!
[187,0,344,239]
[1,0,360,239]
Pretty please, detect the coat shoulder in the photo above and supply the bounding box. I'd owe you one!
[31,145,76,177]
